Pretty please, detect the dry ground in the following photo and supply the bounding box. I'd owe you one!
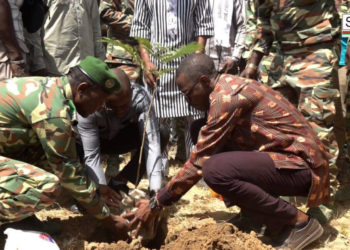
[36,161,350,249]
[2,149,350,249]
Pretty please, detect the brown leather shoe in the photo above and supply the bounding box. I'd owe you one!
[273,218,323,250]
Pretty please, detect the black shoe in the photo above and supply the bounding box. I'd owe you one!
[273,218,323,250]
[0,215,62,236]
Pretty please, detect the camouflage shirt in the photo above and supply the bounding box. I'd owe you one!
[100,0,138,65]
[0,76,109,219]
[253,0,340,55]
[242,0,257,59]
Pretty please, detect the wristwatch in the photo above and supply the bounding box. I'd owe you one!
[149,197,162,211]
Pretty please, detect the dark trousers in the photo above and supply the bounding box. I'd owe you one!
[202,152,311,228]
[79,123,169,186]
[191,119,311,228]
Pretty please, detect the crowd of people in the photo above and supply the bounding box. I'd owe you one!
[0,0,349,249]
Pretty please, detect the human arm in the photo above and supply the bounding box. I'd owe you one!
[240,0,272,79]
[194,0,214,42]
[100,0,134,40]
[195,36,207,54]
[139,43,157,88]
[91,0,106,60]
[0,0,27,76]
[129,0,157,88]
[24,28,47,76]
[221,0,247,74]
[194,0,214,53]
[33,117,127,235]
[33,118,109,219]
[77,114,107,186]
[77,113,122,208]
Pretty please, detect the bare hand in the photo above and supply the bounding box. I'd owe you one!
[240,65,258,80]
[220,59,238,75]
[123,199,161,238]
[99,185,122,209]
[102,214,130,241]
[10,63,28,77]
[143,61,158,89]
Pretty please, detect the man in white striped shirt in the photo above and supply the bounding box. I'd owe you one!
[130,0,214,160]
[206,0,247,75]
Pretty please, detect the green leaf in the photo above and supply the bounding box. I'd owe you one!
[160,42,203,63]
[102,38,203,76]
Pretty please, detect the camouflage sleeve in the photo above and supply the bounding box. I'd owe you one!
[244,0,257,53]
[91,0,106,60]
[340,0,350,18]
[252,0,274,55]
[99,0,133,34]
[32,118,110,220]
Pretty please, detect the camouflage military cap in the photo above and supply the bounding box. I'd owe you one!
[78,56,121,93]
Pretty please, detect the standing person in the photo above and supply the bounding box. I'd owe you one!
[130,0,214,160]
[125,54,330,249]
[100,0,141,83]
[0,56,130,239]
[206,0,246,75]
[241,0,340,198]
[38,0,105,76]
[0,0,28,80]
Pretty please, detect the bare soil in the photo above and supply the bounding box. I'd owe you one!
[2,154,350,249]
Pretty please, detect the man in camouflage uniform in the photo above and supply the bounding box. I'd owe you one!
[0,56,129,239]
[242,0,281,85]
[241,0,340,198]
[99,0,141,83]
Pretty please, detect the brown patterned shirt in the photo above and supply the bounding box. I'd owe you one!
[157,74,330,207]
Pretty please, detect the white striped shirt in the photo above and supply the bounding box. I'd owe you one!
[130,0,214,118]
[206,0,247,70]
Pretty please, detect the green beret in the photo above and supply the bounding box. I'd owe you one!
[78,56,121,93]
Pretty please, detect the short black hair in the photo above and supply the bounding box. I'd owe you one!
[67,66,98,89]
[176,54,217,83]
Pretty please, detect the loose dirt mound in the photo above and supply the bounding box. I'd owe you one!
[161,223,273,250]
[104,223,273,250]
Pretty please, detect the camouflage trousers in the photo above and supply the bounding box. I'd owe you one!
[267,43,340,195]
[0,156,60,225]
[260,53,274,85]
[108,63,141,84]
[260,43,281,85]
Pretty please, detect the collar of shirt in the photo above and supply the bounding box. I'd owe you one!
[60,76,78,126]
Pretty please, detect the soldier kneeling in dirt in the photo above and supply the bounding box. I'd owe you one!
[0,56,130,240]
[77,68,169,205]
[125,54,330,250]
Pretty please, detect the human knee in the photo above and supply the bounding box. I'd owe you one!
[202,154,229,187]
[41,174,61,204]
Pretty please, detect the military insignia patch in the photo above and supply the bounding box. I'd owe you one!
[105,79,115,89]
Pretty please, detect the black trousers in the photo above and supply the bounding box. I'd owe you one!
[191,119,312,228]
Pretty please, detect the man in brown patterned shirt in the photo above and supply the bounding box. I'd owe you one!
[125,54,330,249]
